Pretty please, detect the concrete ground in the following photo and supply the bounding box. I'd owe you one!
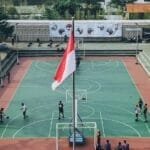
[1,41,150,74]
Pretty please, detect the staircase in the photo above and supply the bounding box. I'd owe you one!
[138,51,150,76]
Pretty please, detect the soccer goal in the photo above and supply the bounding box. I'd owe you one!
[56,122,97,150]
[66,89,87,103]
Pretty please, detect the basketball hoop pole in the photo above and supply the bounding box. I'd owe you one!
[135,23,139,65]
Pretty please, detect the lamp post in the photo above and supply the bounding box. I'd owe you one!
[135,23,139,65]
[15,23,19,65]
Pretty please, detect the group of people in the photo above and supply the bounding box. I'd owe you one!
[135,97,148,122]
[115,140,129,150]
[0,102,28,123]
[96,130,129,150]
[96,136,129,149]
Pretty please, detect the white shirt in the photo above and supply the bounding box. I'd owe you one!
[22,105,27,112]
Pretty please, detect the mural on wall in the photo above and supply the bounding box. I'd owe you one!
[49,21,122,38]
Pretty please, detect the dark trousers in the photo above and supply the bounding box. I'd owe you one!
[23,111,26,119]
[59,110,64,119]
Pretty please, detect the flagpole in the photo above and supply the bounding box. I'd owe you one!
[72,16,76,150]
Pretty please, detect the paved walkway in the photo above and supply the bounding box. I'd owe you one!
[1,42,150,73]
[3,41,149,50]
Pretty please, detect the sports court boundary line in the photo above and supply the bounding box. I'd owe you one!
[99,112,105,137]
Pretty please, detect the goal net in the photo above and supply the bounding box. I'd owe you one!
[56,122,97,150]
[66,89,87,103]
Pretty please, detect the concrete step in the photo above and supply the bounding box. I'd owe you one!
[138,52,150,76]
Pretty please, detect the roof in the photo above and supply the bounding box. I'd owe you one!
[126,3,150,13]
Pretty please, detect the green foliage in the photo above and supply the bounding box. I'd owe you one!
[130,13,150,19]
[144,13,150,19]
[7,7,18,15]
[0,20,14,42]
[66,1,78,17]
[111,0,136,7]
[12,0,20,6]
[0,7,8,20]
[45,8,60,19]
[0,8,14,42]
[54,1,68,17]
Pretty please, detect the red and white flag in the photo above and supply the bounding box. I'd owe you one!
[52,31,76,90]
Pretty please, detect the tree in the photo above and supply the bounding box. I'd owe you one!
[66,1,79,17]
[7,7,19,19]
[111,0,136,7]
[0,8,14,42]
[54,1,68,18]
[45,8,60,19]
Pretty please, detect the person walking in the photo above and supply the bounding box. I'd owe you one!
[143,104,148,122]
[135,104,140,121]
[21,103,27,119]
[58,101,64,120]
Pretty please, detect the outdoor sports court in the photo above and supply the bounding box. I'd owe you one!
[0,57,150,149]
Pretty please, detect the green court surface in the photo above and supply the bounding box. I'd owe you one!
[0,59,150,138]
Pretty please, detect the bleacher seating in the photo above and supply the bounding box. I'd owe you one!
[16,23,49,42]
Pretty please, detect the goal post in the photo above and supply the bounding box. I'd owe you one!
[56,122,97,150]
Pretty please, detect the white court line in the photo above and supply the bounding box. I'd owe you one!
[1,62,32,138]
[145,123,150,134]
[1,105,55,138]
[5,61,32,111]
[48,112,54,137]
[34,61,53,73]
[99,112,105,137]
[123,61,150,133]
[12,119,51,138]
[104,118,141,137]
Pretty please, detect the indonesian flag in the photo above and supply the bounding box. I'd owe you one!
[51,31,76,90]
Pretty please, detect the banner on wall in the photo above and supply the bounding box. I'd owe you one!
[49,21,122,38]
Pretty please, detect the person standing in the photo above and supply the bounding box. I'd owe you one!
[143,104,148,122]
[21,103,27,119]
[138,98,143,111]
[96,130,101,150]
[122,140,129,150]
[11,37,15,46]
[0,108,5,123]
[135,104,140,121]
[7,71,10,83]
[104,139,111,150]
[116,142,123,150]
[58,101,64,120]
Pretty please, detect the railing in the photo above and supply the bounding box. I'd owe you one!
[18,49,142,57]
[0,52,17,78]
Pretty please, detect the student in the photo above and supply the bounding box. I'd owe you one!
[122,140,129,150]
[135,104,140,121]
[116,142,123,150]
[96,130,101,150]
[138,98,143,111]
[21,103,27,119]
[76,56,81,68]
[143,104,148,122]
[11,37,15,46]
[58,101,64,120]
[104,139,111,150]
[7,71,10,83]
[0,108,5,122]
